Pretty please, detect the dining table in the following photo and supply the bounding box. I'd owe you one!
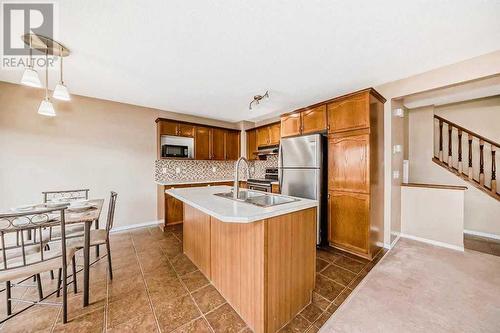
[2,199,105,307]
[63,199,104,307]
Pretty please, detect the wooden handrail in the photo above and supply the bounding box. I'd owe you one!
[434,115,499,148]
[433,114,499,200]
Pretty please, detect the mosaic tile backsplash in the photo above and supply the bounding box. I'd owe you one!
[154,155,278,184]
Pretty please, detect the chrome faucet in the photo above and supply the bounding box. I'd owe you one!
[233,157,249,199]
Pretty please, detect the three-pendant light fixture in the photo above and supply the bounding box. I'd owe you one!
[20,33,71,117]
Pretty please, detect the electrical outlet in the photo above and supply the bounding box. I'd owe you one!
[212,166,217,173]
[393,108,404,117]
[393,144,402,154]
[175,167,181,174]
[393,170,400,179]
[162,167,167,174]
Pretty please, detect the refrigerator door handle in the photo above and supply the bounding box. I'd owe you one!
[278,143,284,189]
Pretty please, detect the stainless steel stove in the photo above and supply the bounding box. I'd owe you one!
[247,168,278,192]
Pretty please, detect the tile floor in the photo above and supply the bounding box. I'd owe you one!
[0,224,386,332]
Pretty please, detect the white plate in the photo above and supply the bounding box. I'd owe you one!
[69,201,91,209]
[11,204,38,212]
[45,202,68,209]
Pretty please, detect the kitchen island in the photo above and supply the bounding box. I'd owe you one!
[165,185,318,333]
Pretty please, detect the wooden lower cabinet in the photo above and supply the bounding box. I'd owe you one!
[328,191,370,256]
[183,204,211,277]
[326,89,385,260]
[328,132,370,194]
[164,184,192,225]
[162,182,235,227]
[183,205,316,333]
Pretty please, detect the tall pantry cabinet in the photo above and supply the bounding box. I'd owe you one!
[327,89,385,260]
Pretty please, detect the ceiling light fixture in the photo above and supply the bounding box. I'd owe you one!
[37,49,56,117]
[249,91,269,110]
[20,35,42,88]
[53,46,70,101]
[21,33,70,116]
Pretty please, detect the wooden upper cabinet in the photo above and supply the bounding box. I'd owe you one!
[269,123,281,145]
[178,123,195,137]
[302,105,327,134]
[211,128,226,160]
[327,92,369,133]
[225,131,240,160]
[257,127,271,147]
[158,120,194,137]
[246,129,257,161]
[159,120,178,136]
[195,126,211,160]
[280,113,301,138]
[328,191,370,254]
[328,132,370,194]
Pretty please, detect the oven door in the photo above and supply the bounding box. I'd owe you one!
[248,184,271,192]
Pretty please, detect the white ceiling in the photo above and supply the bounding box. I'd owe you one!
[1,0,500,122]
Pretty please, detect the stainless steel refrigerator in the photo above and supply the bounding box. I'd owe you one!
[278,134,326,245]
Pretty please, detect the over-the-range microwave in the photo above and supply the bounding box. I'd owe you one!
[162,144,189,158]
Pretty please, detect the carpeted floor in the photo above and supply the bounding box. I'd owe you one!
[320,238,500,333]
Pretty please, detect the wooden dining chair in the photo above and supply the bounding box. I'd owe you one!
[0,206,77,324]
[66,191,117,280]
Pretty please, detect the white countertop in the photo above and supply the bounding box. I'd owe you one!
[165,186,317,223]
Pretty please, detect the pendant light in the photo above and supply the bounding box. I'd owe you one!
[37,50,56,117]
[53,47,70,101]
[20,35,42,88]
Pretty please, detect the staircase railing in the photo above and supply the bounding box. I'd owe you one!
[433,114,499,200]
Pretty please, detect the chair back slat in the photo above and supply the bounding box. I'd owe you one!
[42,189,90,203]
[1,232,7,269]
[106,191,118,232]
[20,230,26,266]
[0,206,68,271]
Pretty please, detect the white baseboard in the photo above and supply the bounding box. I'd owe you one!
[111,220,163,233]
[464,229,500,241]
[400,233,464,252]
[376,241,392,250]
[390,232,401,249]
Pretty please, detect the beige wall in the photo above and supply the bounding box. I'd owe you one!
[407,100,500,236]
[401,186,465,249]
[0,81,237,229]
[376,50,500,246]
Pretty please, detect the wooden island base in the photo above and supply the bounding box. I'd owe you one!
[183,204,317,333]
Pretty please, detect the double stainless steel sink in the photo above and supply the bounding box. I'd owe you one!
[214,190,298,207]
